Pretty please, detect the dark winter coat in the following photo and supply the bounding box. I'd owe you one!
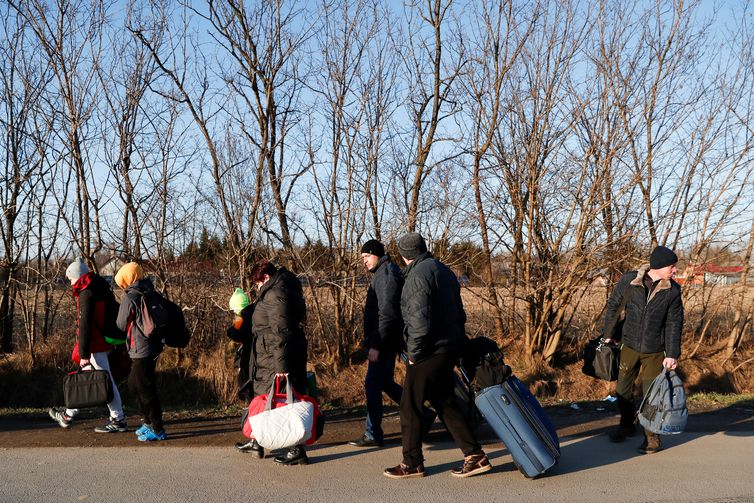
[116,278,164,359]
[603,265,684,358]
[227,303,254,391]
[72,272,115,358]
[250,268,307,397]
[400,252,467,363]
[227,303,254,345]
[363,255,404,355]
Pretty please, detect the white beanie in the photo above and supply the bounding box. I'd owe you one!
[65,258,90,283]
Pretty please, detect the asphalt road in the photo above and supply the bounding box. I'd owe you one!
[1,405,753,503]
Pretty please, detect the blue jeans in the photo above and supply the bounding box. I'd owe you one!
[364,352,403,442]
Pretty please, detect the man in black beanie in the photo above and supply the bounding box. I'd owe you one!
[384,232,490,479]
[348,239,406,447]
[603,245,683,453]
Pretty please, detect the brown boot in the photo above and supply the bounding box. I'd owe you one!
[638,432,662,454]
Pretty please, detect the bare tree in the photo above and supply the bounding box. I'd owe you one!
[11,0,108,271]
[613,0,707,248]
[462,0,532,340]
[129,2,263,288]
[490,1,596,363]
[398,0,465,232]
[0,7,52,352]
[96,1,162,260]
[303,0,386,368]
[202,0,313,261]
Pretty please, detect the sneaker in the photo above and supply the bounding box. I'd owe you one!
[94,418,128,433]
[609,424,636,443]
[134,423,151,436]
[48,407,72,429]
[137,426,167,442]
[450,452,492,478]
[383,462,426,479]
[348,434,383,447]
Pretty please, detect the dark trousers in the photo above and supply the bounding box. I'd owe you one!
[400,352,481,467]
[234,344,252,401]
[129,357,163,431]
[364,352,403,442]
[616,345,664,427]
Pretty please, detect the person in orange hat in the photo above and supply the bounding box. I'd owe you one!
[115,262,167,442]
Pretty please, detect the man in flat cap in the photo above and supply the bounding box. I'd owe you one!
[384,232,490,479]
[603,245,684,454]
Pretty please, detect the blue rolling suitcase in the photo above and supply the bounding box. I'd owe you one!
[474,376,560,478]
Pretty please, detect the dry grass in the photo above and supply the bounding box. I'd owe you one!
[1,282,752,409]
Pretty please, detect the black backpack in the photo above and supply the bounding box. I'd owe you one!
[138,291,191,348]
[460,336,512,390]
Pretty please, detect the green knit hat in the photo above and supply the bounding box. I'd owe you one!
[229,288,250,314]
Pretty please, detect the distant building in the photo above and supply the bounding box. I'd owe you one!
[678,263,745,286]
[99,257,125,282]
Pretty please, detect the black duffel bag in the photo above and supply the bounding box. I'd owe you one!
[581,337,620,381]
[64,367,114,409]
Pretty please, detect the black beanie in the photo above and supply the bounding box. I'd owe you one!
[360,239,385,257]
[397,232,428,260]
[649,246,678,269]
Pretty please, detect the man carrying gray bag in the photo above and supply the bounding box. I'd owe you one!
[603,245,684,454]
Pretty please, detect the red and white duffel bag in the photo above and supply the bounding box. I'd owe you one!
[243,373,322,449]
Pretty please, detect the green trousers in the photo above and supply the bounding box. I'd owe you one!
[615,345,664,427]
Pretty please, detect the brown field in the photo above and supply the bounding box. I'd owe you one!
[1,283,752,409]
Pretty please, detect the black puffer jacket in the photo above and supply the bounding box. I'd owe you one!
[250,268,307,397]
[227,303,254,388]
[363,255,404,354]
[116,278,163,359]
[603,265,684,358]
[400,252,466,363]
[227,304,254,345]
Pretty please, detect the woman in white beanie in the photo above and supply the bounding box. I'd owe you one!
[48,259,128,433]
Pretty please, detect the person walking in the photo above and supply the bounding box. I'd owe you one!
[348,239,407,448]
[48,259,128,433]
[384,232,491,479]
[114,262,167,442]
[237,260,309,465]
[603,245,684,454]
[227,288,254,401]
